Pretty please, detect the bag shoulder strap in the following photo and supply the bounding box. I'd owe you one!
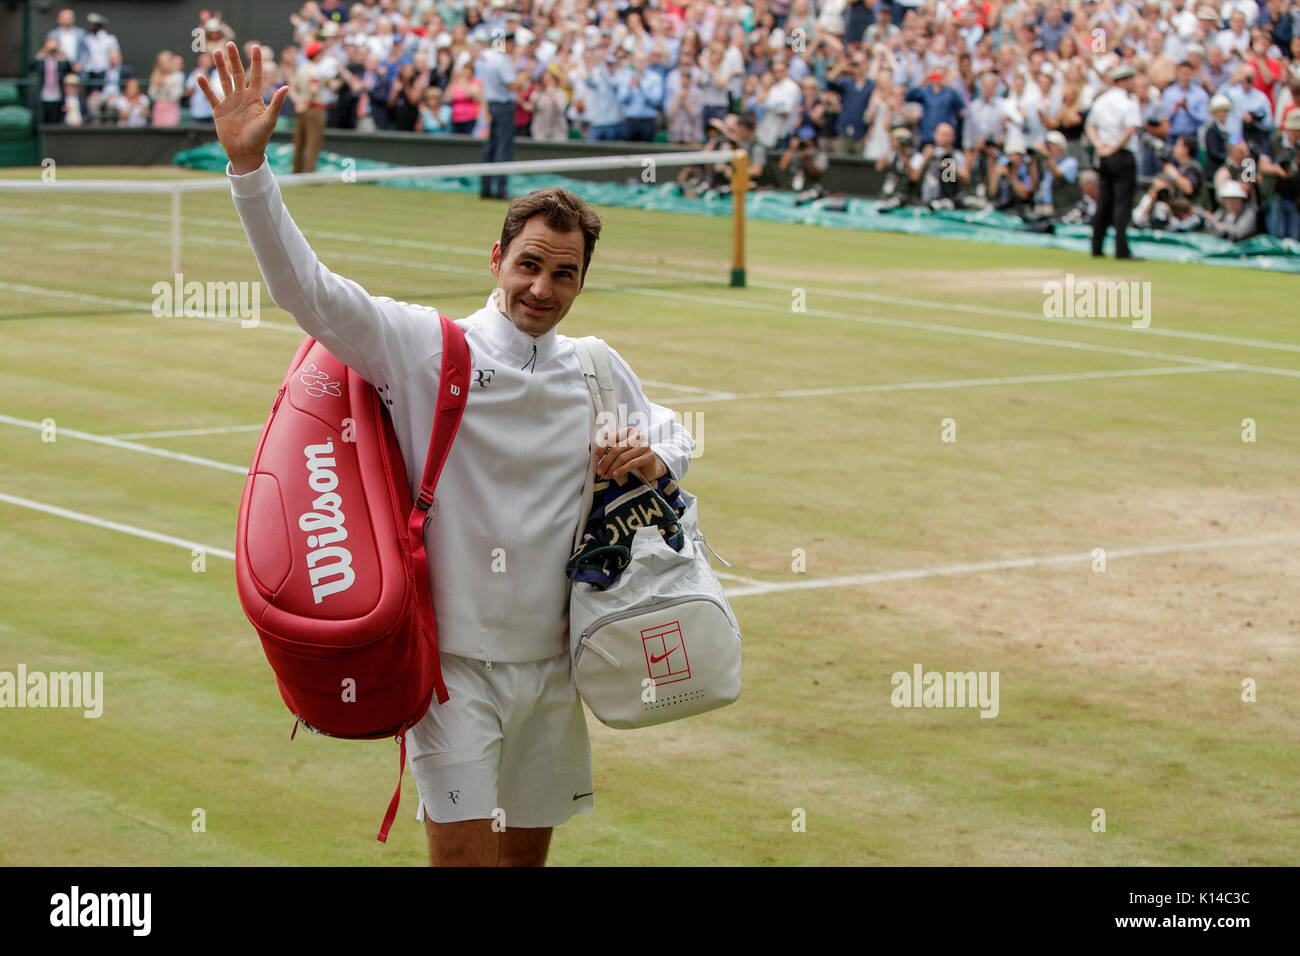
[572,336,607,554]
[415,315,470,512]
[383,314,470,844]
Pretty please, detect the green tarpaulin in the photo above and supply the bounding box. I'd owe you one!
[174,142,1300,274]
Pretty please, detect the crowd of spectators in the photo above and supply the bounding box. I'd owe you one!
[30,1,1300,239]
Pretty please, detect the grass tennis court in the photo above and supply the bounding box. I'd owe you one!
[1,166,1297,865]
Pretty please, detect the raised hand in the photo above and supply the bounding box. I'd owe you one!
[195,41,289,175]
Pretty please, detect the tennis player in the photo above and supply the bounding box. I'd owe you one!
[198,43,694,866]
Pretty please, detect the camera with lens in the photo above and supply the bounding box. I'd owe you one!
[1140,132,1172,162]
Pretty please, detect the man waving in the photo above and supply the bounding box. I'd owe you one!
[197,43,694,867]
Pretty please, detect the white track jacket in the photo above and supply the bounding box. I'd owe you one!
[229,158,694,663]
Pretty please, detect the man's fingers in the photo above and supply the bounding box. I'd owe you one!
[194,73,220,110]
[214,48,234,97]
[227,41,247,91]
[248,43,262,93]
[268,83,288,116]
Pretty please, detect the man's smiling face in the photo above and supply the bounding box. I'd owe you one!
[489,217,586,336]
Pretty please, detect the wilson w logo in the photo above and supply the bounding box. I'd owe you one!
[300,439,355,604]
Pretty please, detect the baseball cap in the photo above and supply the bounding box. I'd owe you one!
[86,12,108,26]
[305,40,323,58]
[1110,65,1135,81]
[1216,180,1246,200]
[925,70,945,84]
[1209,94,1232,112]
[1045,131,1068,149]
[204,17,222,31]
[1004,136,1027,155]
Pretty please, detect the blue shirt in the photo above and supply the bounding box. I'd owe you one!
[617,67,664,119]
[829,76,874,139]
[476,48,516,104]
[1160,82,1209,138]
[584,64,622,126]
[905,84,965,145]
[1225,83,1273,139]
[1035,154,1078,205]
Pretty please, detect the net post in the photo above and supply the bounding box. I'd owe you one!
[730,148,747,288]
[170,183,182,280]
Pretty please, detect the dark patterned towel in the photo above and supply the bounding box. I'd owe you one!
[565,472,688,590]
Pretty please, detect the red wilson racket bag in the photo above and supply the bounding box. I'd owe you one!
[235,315,469,841]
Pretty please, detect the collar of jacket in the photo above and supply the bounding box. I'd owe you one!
[482,289,560,369]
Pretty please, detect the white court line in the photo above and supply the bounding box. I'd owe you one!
[0,414,248,475]
[721,532,1300,598]
[640,378,731,397]
[0,281,301,332]
[34,198,1299,357]
[10,217,1299,383]
[0,492,235,561]
[112,424,266,440]
[747,281,1300,356]
[3,488,1292,603]
[623,285,1300,380]
[681,365,1226,403]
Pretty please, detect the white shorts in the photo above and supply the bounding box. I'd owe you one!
[407,650,594,829]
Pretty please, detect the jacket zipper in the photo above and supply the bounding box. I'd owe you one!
[486,338,541,669]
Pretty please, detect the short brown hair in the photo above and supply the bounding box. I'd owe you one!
[499,187,603,285]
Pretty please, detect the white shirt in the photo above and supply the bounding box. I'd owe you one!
[228,159,694,664]
[1088,85,1141,154]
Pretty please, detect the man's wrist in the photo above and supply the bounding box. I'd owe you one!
[229,153,265,176]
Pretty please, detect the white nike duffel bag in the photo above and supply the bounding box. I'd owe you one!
[568,337,742,729]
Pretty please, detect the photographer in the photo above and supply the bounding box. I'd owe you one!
[1259,111,1300,240]
[1031,131,1079,216]
[1056,169,1100,226]
[908,121,970,209]
[777,134,830,203]
[1201,180,1258,239]
[988,136,1037,216]
[1158,135,1205,200]
[876,125,918,210]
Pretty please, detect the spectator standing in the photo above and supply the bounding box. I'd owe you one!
[617,51,664,141]
[1200,93,1236,179]
[583,51,625,141]
[1162,59,1211,138]
[80,16,121,100]
[906,70,964,145]
[531,69,571,141]
[418,85,453,131]
[289,41,328,173]
[665,62,705,143]
[696,42,734,132]
[149,51,184,127]
[864,76,902,160]
[828,49,876,154]
[46,8,85,65]
[114,77,151,127]
[33,37,72,125]
[447,63,482,133]
[186,52,216,124]
[61,74,84,127]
